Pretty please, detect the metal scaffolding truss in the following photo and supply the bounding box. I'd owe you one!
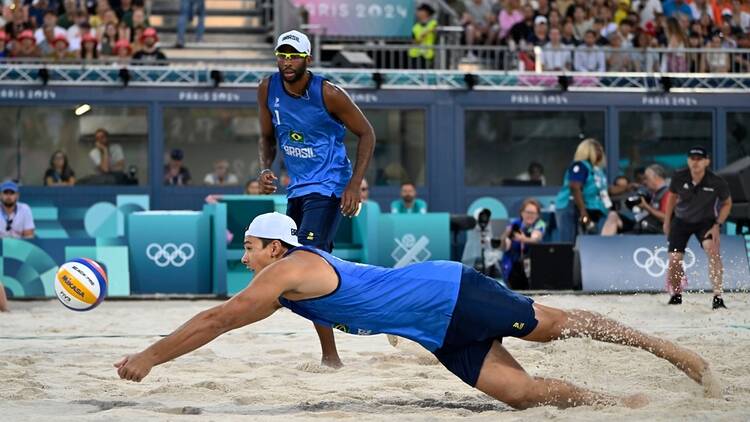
[0,64,748,92]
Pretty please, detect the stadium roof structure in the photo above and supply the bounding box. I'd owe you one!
[0,64,749,93]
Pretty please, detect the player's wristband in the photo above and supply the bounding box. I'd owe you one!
[715,220,723,227]
[259,168,272,176]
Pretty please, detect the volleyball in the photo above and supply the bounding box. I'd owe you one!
[54,258,108,312]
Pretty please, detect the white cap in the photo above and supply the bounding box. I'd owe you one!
[244,212,302,247]
[534,15,548,25]
[275,30,311,55]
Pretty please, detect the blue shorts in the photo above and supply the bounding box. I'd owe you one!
[433,267,538,387]
[286,193,343,253]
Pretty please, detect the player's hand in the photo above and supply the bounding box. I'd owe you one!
[114,352,154,382]
[258,170,278,194]
[340,180,361,217]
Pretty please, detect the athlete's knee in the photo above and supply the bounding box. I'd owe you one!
[531,304,569,340]
[496,377,540,409]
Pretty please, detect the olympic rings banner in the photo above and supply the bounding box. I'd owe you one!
[291,0,415,37]
[578,235,750,292]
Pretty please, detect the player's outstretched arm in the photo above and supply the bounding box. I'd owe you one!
[115,263,294,382]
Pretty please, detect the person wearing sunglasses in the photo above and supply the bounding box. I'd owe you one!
[0,181,35,240]
[257,30,376,369]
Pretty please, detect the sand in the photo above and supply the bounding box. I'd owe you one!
[1,293,749,421]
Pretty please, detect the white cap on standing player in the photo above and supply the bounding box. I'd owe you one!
[275,30,312,55]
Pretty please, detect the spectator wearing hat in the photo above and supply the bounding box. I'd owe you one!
[164,149,191,186]
[12,29,41,58]
[68,12,95,51]
[113,38,132,63]
[48,33,75,61]
[204,159,239,186]
[527,15,550,45]
[80,32,98,59]
[132,27,166,63]
[176,0,205,48]
[0,181,35,239]
[34,9,66,45]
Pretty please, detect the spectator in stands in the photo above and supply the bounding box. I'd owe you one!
[614,0,631,24]
[4,7,30,41]
[542,27,573,70]
[631,28,659,71]
[517,161,547,185]
[90,128,126,175]
[245,180,261,195]
[698,13,715,38]
[548,9,562,30]
[554,138,609,242]
[704,32,731,72]
[0,180,35,239]
[616,20,634,47]
[131,7,150,31]
[117,21,130,46]
[68,13,93,51]
[114,38,131,63]
[44,150,76,186]
[58,0,79,29]
[80,32,97,59]
[591,18,611,45]
[686,31,704,72]
[498,0,524,43]
[132,27,166,62]
[500,198,546,290]
[536,0,552,19]
[13,29,41,58]
[48,33,75,61]
[462,0,498,49]
[100,22,117,55]
[561,20,579,45]
[164,148,191,186]
[29,0,50,28]
[527,15,550,45]
[574,29,606,71]
[176,0,205,48]
[391,182,428,214]
[204,159,239,185]
[607,33,633,70]
[508,5,535,47]
[116,0,134,28]
[572,5,593,40]
[0,31,8,58]
[38,25,56,55]
[34,9,66,45]
[360,178,370,201]
[663,16,689,71]
[690,0,714,21]
[632,0,663,24]
[598,7,619,38]
[409,3,438,69]
[663,0,693,18]
[729,1,750,33]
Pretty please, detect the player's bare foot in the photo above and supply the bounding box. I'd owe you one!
[321,355,343,369]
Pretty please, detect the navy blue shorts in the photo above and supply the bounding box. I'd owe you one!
[286,193,343,253]
[433,267,538,387]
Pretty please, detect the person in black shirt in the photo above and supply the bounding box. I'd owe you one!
[163,148,191,186]
[44,150,76,186]
[132,27,167,63]
[663,146,732,309]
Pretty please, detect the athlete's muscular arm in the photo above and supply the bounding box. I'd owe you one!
[258,78,279,193]
[114,262,300,382]
[322,81,375,217]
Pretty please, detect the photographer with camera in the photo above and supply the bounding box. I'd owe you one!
[603,165,672,235]
[500,198,546,290]
[554,139,610,242]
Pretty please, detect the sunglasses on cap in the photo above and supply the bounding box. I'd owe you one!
[275,51,309,60]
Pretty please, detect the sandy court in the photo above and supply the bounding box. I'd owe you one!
[1,293,749,421]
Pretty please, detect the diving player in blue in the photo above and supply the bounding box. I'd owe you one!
[256,30,376,368]
[116,213,720,409]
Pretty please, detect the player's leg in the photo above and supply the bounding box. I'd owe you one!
[522,303,710,385]
[474,340,644,409]
[699,224,726,308]
[0,281,8,312]
[666,219,691,302]
[297,193,345,367]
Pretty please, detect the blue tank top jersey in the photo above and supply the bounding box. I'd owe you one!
[267,72,352,199]
[278,246,463,352]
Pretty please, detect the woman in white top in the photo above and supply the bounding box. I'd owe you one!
[703,33,730,73]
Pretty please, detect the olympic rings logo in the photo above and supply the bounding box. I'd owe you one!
[633,247,696,278]
[146,243,195,268]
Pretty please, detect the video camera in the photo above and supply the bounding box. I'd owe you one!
[624,187,652,210]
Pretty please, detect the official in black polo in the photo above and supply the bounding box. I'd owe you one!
[663,146,732,309]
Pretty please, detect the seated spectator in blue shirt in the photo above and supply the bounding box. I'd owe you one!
[44,150,76,186]
[391,182,428,214]
[164,149,191,186]
[0,181,35,239]
[500,198,546,290]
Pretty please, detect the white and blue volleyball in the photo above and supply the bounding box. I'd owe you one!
[54,258,109,311]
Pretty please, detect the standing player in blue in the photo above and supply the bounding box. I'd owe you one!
[116,213,720,409]
[256,30,376,368]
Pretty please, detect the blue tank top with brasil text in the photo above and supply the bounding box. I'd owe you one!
[267,72,352,199]
[278,246,463,352]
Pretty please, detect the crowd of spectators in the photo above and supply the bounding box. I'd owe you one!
[438,0,750,71]
[0,0,166,62]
